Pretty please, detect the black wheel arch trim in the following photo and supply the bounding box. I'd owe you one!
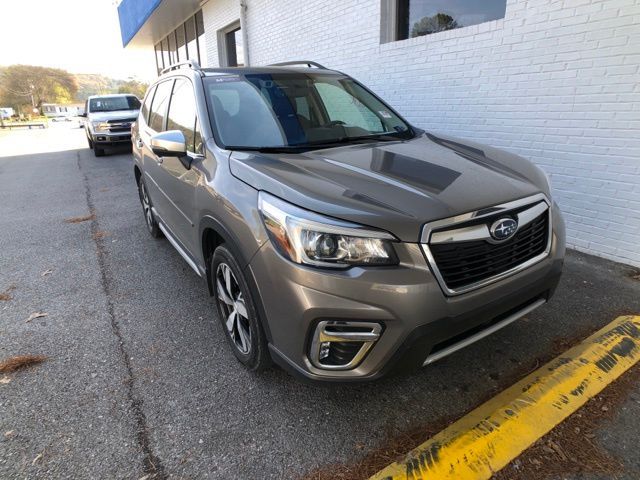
[199,214,273,343]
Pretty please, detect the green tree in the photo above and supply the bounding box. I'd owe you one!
[0,65,78,111]
[117,79,149,99]
[411,13,459,38]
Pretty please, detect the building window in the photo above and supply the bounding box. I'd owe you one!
[381,0,506,43]
[160,38,169,71]
[185,16,198,63]
[176,24,187,63]
[217,21,244,67]
[154,10,207,74]
[154,44,164,72]
[195,10,208,67]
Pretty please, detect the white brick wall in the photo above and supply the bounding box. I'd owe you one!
[201,0,241,68]
[202,0,640,267]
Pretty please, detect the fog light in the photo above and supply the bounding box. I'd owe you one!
[319,341,331,360]
[309,321,382,370]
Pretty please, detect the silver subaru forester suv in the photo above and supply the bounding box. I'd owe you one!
[131,60,565,382]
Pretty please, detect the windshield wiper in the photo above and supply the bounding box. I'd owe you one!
[226,145,307,153]
[225,134,408,153]
[303,133,405,149]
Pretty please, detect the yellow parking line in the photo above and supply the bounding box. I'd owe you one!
[369,315,640,480]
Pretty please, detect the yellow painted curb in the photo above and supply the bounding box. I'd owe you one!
[369,315,640,480]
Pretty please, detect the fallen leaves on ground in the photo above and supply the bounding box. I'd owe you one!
[0,376,11,384]
[92,230,109,240]
[0,355,47,373]
[25,312,48,323]
[63,213,95,224]
[0,285,16,301]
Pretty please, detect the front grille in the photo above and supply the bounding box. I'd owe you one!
[107,117,137,123]
[430,211,549,290]
[107,118,136,133]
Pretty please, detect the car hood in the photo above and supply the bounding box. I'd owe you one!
[229,132,550,242]
[87,109,139,122]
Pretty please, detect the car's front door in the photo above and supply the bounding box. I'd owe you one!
[148,77,203,256]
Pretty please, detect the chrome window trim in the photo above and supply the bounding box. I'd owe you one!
[420,193,552,296]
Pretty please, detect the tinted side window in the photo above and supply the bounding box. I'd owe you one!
[149,80,173,132]
[166,78,197,152]
[141,85,156,125]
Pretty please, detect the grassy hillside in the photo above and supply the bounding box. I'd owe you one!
[75,74,148,101]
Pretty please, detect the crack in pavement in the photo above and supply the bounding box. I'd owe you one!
[77,152,166,479]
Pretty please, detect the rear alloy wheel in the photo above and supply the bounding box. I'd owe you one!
[138,179,162,238]
[212,245,270,370]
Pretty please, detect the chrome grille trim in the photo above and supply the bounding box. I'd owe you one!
[420,193,552,296]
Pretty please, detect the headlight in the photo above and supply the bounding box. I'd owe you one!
[92,121,109,132]
[258,192,398,268]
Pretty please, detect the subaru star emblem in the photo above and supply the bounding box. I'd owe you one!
[490,218,518,241]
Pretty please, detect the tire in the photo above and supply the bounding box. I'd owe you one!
[137,178,162,238]
[94,146,105,157]
[212,245,270,371]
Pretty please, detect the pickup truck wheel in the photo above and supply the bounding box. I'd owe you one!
[93,146,105,157]
[212,245,270,371]
[137,179,162,238]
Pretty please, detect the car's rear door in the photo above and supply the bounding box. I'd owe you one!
[140,79,174,229]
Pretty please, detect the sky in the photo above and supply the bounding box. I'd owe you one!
[0,0,157,80]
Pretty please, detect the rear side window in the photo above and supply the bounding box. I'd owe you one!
[140,85,156,125]
[166,78,198,152]
[149,80,174,132]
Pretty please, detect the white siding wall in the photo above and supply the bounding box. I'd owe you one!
[202,0,640,267]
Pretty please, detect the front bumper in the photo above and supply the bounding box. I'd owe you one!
[248,203,566,382]
[90,130,132,146]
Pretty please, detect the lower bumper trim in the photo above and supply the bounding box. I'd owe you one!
[423,297,546,366]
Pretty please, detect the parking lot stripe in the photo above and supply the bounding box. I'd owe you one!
[369,315,640,480]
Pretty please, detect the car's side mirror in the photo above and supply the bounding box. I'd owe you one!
[150,130,187,158]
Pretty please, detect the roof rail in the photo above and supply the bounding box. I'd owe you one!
[268,60,327,69]
[161,60,202,75]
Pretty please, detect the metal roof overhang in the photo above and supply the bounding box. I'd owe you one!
[118,0,203,48]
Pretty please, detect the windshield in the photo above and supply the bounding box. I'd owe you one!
[89,96,140,113]
[204,73,414,150]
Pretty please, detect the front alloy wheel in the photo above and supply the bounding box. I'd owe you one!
[216,263,252,354]
[211,245,270,370]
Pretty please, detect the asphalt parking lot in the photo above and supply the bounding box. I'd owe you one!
[1,127,640,479]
